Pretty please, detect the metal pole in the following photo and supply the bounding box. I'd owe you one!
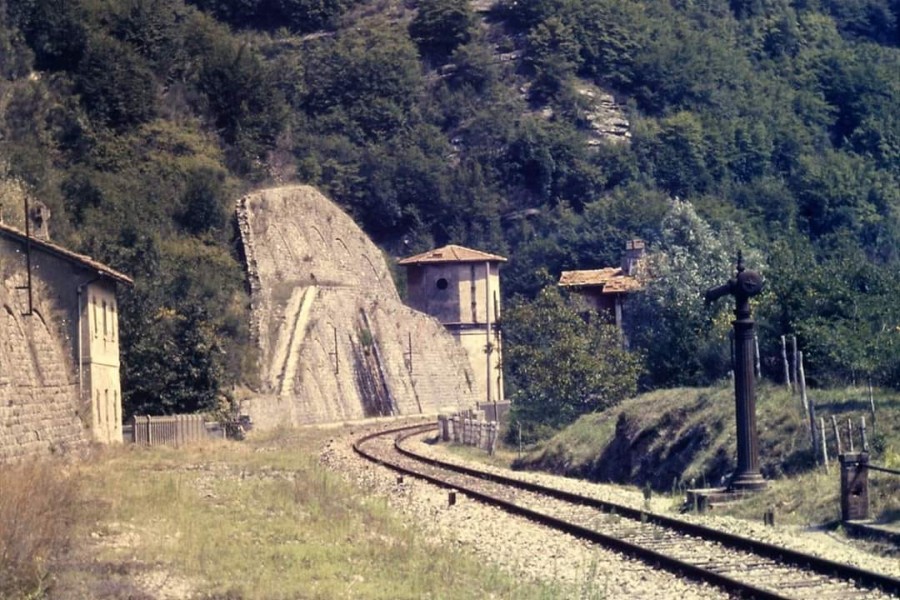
[732,305,764,488]
[705,252,766,491]
[17,195,34,316]
[334,326,339,374]
[484,261,492,406]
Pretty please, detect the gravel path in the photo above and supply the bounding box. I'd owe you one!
[319,421,899,599]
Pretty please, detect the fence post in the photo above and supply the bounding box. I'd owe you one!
[799,352,816,456]
[867,380,876,437]
[781,335,790,391]
[831,415,842,454]
[147,415,153,446]
[820,417,829,473]
[791,335,799,394]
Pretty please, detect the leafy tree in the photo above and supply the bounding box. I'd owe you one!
[447,39,499,93]
[75,33,157,130]
[108,0,186,77]
[505,285,643,440]
[525,16,580,102]
[300,26,422,142]
[757,235,900,387]
[178,166,229,235]
[625,199,755,387]
[821,0,898,44]
[0,0,33,78]
[187,0,353,32]
[574,0,649,89]
[11,0,87,71]
[634,111,712,198]
[197,38,287,173]
[409,0,473,58]
[116,233,244,417]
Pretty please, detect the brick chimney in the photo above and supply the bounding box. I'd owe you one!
[621,239,645,276]
[29,200,51,241]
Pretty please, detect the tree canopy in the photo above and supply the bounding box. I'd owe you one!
[504,285,643,440]
[2,0,900,419]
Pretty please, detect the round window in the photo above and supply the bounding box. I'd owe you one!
[436,278,449,290]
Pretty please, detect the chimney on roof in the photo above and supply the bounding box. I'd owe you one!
[29,200,51,241]
[621,239,645,276]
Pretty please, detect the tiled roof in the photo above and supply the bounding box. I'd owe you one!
[398,244,507,265]
[558,267,640,294]
[0,223,133,285]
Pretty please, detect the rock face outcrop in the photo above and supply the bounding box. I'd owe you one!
[577,85,631,146]
[237,185,479,427]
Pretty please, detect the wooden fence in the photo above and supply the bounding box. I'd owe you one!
[126,414,223,447]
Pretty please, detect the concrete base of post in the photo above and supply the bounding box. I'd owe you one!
[685,487,763,513]
[729,471,767,492]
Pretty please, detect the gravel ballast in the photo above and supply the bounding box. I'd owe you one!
[319,421,898,598]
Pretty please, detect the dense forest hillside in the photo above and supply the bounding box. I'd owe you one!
[1,0,898,424]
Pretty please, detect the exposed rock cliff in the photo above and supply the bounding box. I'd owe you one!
[236,185,479,427]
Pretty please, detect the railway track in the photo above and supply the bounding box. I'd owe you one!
[353,423,900,600]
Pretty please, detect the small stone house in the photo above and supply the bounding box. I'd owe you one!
[0,208,132,461]
[398,244,506,406]
[558,239,645,328]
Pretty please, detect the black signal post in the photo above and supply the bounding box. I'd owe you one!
[705,252,767,491]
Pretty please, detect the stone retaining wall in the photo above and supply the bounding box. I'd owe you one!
[236,186,480,428]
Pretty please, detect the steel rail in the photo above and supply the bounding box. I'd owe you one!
[354,424,781,599]
[352,423,900,598]
[391,426,900,596]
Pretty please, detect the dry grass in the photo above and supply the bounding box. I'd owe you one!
[0,460,85,599]
[45,428,565,599]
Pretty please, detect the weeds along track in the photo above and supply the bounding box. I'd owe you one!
[353,423,900,600]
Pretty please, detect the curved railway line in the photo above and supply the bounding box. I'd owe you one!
[353,422,900,600]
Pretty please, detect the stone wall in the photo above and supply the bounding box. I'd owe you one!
[236,186,481,428]
[0,243,90,461]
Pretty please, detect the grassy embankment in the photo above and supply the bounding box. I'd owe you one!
[1,427,574,600]
[511,384,900,526]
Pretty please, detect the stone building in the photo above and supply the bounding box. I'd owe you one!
[558,239,645,329]
[0,211,132,461]
[398,245,506,406]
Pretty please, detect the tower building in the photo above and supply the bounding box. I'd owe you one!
[398,245,505,406]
